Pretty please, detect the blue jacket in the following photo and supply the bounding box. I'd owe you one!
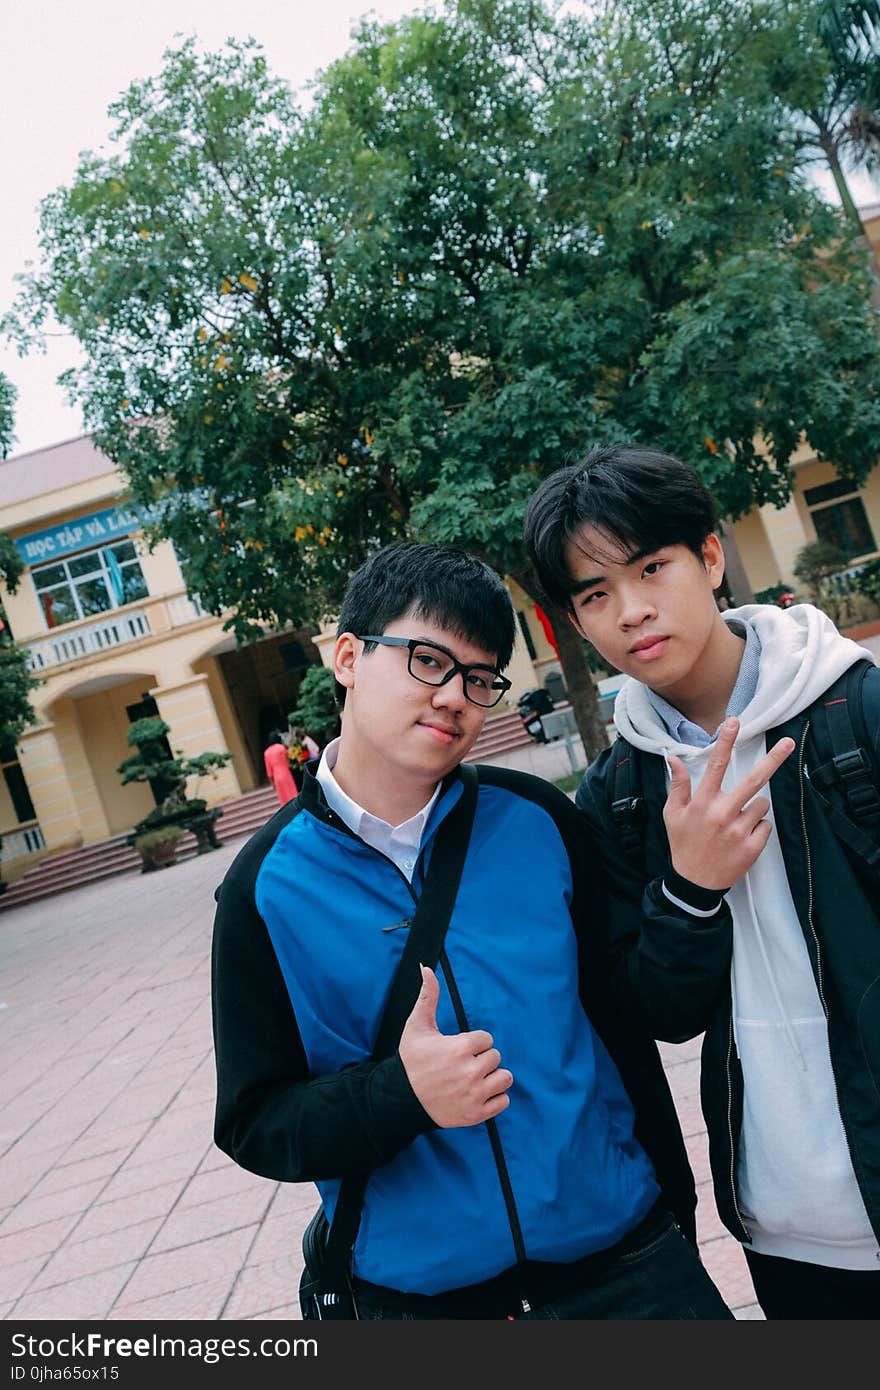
[212,763,694,1295]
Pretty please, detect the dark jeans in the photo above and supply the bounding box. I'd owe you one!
[744,1248,880,1320]
[353,1202,733,1321]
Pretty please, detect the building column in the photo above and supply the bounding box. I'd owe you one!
[149,674,243,806]
[15,723,88,852]
[759,496,812,586]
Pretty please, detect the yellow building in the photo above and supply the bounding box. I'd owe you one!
[0,436,327,875]
[0,436,552,879]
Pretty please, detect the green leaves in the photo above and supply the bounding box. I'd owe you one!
[0,373,16,460]
[7,2,880,648]
[0,528,36,760]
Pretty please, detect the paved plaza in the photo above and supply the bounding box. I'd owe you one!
[0,740,761,1321]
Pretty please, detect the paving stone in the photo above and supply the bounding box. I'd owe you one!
[70,1181,188,1243]
[111,1226,258,1307]
[178,1162,276,1210]
[60,1121,152,1167]
[28,1218,164,1292]
[98,1149,201,1204]
[700,1235,759,1312]
[684,1133,713,1188]
[0,1255,48,1304]
[107,1275,237,1321]
[0,1147,67,1206]
[0,1179,108,1235]
[694,1182,729,1246]
[10,1262,139,1320]
[221,1257,302,1320]
[0,1214,80,1267]
[32,1146,132,1197]
[150,1187,274,1253]
[242,1301,301,1321]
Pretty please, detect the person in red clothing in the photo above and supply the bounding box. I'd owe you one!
[264,730,298,806]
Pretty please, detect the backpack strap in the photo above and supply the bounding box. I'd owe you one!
[609,737,647,865]
[312,762,479,1316]
[807,660,880,869]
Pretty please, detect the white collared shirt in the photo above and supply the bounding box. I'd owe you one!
[315,737,441,882]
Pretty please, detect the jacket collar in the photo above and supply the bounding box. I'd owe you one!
[299,760,465,839]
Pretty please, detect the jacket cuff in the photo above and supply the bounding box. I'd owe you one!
[662,866,727,917]
[367,1053,438,1153]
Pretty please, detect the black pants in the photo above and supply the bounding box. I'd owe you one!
[744,1248,880,1320]
[352,1202,732,1320]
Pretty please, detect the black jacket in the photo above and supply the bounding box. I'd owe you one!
[576,667,880,1246]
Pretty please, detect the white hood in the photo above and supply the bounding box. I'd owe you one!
[613,601,873,754]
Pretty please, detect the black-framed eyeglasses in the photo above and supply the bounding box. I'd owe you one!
[356,635,512,708]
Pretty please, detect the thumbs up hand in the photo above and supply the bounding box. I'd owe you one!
[398,965,513,1128]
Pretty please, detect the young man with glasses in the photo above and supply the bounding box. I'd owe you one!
[211,541,730,1319]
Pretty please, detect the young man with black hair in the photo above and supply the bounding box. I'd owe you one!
[523,445,880,1319]
[212,540,731,1319]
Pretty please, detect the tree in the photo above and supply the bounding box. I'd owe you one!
[765,0,880,270]
[0,386,37,763]
[0,370,16,459]
[9,4,880,757]
[0,596,36,763]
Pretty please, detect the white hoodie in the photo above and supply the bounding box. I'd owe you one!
[614,602,879,1270]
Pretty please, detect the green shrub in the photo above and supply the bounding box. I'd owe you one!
[792,541,847,595]
[856,558,880,606]
[288,665,340,746]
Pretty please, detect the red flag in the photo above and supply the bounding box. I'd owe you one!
[533,603,560,659]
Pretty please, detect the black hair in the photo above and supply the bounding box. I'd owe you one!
[522,444,718,609]
[334,540,516,705]
[266,730,284,747]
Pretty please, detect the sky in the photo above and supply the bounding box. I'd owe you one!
[0,0,421,459]
[1,0,878,461]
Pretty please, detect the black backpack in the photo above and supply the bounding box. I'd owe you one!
[608,658,880,874]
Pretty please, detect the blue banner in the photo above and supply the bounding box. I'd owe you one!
[15,503,163,566]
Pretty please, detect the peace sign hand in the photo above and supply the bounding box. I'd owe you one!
[663,718,795,891]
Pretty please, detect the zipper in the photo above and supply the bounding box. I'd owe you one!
[798,722,826,1008]
[725,1015,751,1241]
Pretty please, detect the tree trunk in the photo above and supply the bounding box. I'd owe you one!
[508,567,609,762]
[818,126,880,283]
[544,600,610,763]
[718,522,755,605]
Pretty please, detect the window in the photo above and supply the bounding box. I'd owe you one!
[804,481,876,562]
[31,540,148,629]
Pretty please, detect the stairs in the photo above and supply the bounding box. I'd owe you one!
[0,785,279,914]
[463,706,548,762]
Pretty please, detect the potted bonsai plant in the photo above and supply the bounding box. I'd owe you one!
[133,823,184,872]
[118,717,233,856]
